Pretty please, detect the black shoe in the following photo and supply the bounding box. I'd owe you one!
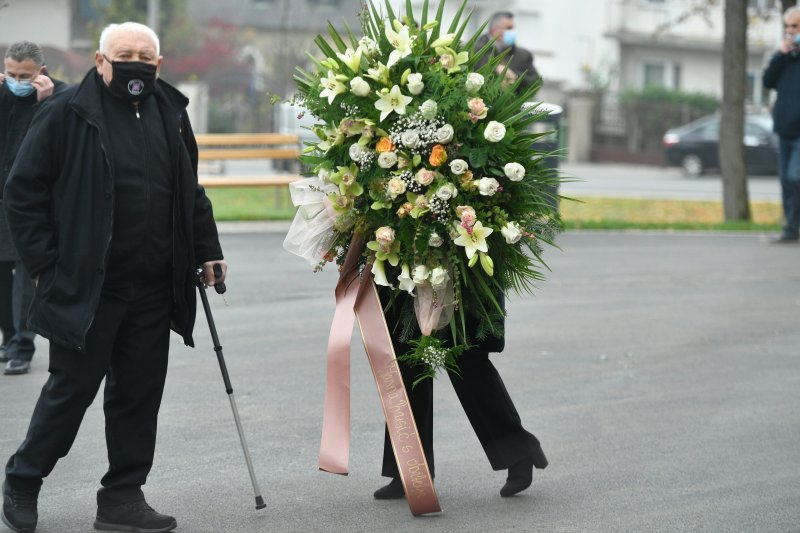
[500,445,548,498]
[94,499,176,532]
[0,345,8,363]
[2,480,39,533]
[373,478,405,500]
[770,233,799,243]
[4,360,30,375]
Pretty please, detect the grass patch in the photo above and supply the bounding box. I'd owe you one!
[205,187,783,231]
[561,197,781,231]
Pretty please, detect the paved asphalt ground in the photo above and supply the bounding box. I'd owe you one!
[1,226,799,532]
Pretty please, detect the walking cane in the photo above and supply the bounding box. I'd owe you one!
[197,264,266,510]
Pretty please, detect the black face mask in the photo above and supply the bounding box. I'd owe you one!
[103,56,158,103]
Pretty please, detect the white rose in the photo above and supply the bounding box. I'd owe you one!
[415,169,436,186]
[401,130,420,149]
[387,177,407,199]
[428,232,444,248]
[420,99,438,120]
[501,222,523,244]
[503,162,526,181]
[436,183,458,201]
[349,143,364,161]
[477,177,500,196]
[484,120,506,143]
[429,266,449,289]
[449,159,468,175]
[349,76,371,97]
[378,151,398,169]
[465,72,485,93]
[436,124,454,144]
[375,226,395,249]
[412,264,430,284]
[407,73,424,95]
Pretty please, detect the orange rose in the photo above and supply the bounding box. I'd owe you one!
[429,144,448,167]
[375,137,395,153]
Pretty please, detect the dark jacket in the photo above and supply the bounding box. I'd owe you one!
[474,34,540,95]
[763,50,800,138]
[0,75,65,261]
[3,68,222,351]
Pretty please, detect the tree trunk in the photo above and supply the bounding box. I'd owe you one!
[719,0,750,221]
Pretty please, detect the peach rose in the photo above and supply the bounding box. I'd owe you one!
[376,137,396,153]
[429,144,448,167]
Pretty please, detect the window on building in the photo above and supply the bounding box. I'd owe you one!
[643,63,665,88]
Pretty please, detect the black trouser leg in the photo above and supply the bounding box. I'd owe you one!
[4,293,126,491]
[381,345,435,479]
[0,260,14,344]
[6,260,36,361]
[447,351,540,470]
[98,281,171,506]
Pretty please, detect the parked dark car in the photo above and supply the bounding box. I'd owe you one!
[663,114,778,177]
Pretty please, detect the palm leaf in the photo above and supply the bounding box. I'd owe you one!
[429,0,446,41]
[446,0,468,34]
[326,21,348,53]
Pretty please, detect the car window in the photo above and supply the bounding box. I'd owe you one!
[696,122,719,140]
[744,122,767,137]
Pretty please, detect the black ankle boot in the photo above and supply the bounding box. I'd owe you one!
[500,445,548,497]
[2,480,39,533]
[373,478,405,500]
[94,499,176,532]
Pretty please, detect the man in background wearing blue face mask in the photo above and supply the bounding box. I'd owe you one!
[0,41,61,377]
[474,11,540,96]
[2,22,225,533]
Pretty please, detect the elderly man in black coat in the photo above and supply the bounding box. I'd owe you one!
[0,41,62,375]
[2,22,226,533]
[474,11,540,96]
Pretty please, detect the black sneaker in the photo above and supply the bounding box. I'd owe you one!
[0,344,9,363]
[1,480,39,533]
[4,359,31,375]
[770,233,799,243]
[94,499,176,532]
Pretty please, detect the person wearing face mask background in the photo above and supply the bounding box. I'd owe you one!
[0,41,62,377]
[474,11,540,96]
[763,6,800,243]
[1,22,225,533]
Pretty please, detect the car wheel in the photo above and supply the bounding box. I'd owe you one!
[681,154,704,178]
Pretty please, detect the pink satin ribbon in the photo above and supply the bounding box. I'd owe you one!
[319,238,441,516]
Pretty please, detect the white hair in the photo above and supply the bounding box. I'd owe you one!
[98,22,160,56]
[785,6,800,20]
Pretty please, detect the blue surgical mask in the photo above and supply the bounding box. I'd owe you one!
[5,76,36,98]
[502,29,516,47]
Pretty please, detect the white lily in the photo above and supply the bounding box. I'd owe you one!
[372,259,393,288]
[336,47,363,73]
[374,85,413,122]
[397,264,416,295]
[319,70,346,104]
[385,20,413,67]
[454,220,493,259]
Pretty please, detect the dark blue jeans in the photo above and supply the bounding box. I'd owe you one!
[778,136,800,238]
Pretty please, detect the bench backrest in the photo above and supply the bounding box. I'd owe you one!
[195,133,301,161]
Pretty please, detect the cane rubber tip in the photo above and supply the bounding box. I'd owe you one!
[255,496,266,510]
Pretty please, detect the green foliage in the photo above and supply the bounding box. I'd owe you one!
[620,86,720,151]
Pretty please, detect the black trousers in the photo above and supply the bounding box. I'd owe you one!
[5,260,36,361]
[381,348,541,478]
[0,260,14,344]
[5,278,172,506]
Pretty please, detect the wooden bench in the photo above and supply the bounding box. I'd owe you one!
[195,133,303,187]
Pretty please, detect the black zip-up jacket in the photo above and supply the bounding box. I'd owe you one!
[3,68,223,351]
[763,50,800,138]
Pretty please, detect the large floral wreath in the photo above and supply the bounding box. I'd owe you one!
[284,0,563,382]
